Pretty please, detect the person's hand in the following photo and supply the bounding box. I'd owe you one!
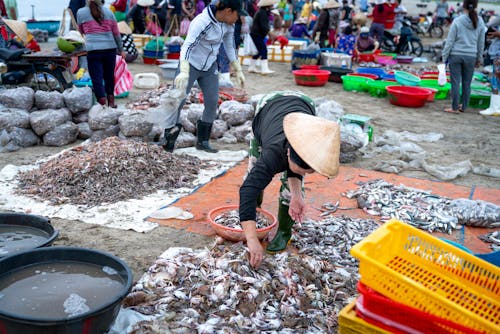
[174,60,190,93]
[289,195,306,223]
[230,60,245,87]
[121,51,127,59]
[246,236,264,268]
[488,30,500,39]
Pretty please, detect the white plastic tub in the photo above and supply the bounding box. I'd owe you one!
[159,63,178,80]
[134,73,160,89]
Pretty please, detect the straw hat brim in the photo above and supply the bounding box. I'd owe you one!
[138,0,155,6]
[284,113,340,178]
[3,19,29,43]
[323,0,341,9]
[257,0,278,7]
[118,21,132,34]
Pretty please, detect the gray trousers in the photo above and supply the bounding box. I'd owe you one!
[175,62,219,123]
[448,54,476,111]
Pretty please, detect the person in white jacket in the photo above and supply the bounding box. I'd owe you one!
[165,0,246,153]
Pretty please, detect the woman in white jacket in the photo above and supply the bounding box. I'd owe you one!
[165,0,246,153]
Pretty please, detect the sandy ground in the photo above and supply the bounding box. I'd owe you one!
[1,36,499,282]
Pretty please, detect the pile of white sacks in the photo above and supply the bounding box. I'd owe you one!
[0,87,358,161]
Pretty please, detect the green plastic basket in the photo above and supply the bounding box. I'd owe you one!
[419,79,451,100]
[468,90,491,108]
[367,80,398,98]
[341,75,374,92]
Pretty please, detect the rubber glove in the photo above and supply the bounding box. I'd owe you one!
[230,60,245,87]
[174,60,190,93]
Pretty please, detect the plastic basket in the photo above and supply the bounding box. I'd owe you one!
[350,219,500,333]
[419,79,451,100]
[338,299,390,334]
[394,70,421,86]
[367,80,398,98]
[356,282,481,334]
[341,75,373,92]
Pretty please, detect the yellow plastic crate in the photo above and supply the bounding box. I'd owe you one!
[350,219,500,334]
[338,299,390,334]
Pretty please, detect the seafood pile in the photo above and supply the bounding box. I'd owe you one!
[479,231,500,251]
[345,179,458,233]
[214,209,271,230]
[16,137,216,206]
[124,215,379,333]
[125,85,172,110]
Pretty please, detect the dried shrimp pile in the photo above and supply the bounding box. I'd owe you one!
[124,215,379,333]
[16,137,215,206]
[125,85,171,110]
[214,210,271,230]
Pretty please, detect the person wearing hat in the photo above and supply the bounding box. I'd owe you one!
[118,21,138,62]
[164,0,245,153]
[77,0,125,108]
[240,91,340,269]
[127,0,154,34]
[248,0,279,74]
[288,16,311,39]
[312,0,340,48]
[355,25,378,54]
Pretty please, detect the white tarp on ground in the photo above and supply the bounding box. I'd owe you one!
[0,146,248,233]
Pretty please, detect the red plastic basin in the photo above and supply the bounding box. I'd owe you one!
[420,87,438,102]
[347,73,379,80]
[299,65,321,70]
[292,69,330,87]
[386,86,432,108]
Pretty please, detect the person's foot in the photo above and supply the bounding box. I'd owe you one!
[444,108,459,114]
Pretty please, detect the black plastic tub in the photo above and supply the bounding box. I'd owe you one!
[0,212,59,258]
[0,247,133,334]
[320,66,353,83]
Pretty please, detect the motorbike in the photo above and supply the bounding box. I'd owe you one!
[480,8,495,25]
[0,48,74,92]
[382,18,424,57]
[409,13,444,39]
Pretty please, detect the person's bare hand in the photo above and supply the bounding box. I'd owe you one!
[289,196,306,223]
[246,237,264,268]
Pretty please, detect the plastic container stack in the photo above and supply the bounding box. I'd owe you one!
[143,38,165,65]
[338,219,500,334]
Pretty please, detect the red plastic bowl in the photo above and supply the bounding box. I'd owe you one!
[386,86,431,108]
[347,73,379,80]
[198,91,234,105]
[357,52,376,63]
[292,69,330,87]
[208,205,277,242]
[299,65,321,70]
[420,87,437,102]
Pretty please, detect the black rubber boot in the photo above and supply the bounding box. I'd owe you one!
[266,203,295,253]
[107,95,117,108]
[196,120,218,153]
[97,97,107,106]
[162,124,182,153]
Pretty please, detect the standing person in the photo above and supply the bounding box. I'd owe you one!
[442,0,485,113]
[312,0,340,48]
[111,0,129,21]
[436,0,449,27]
[369,0,386,43]
[195,0,206,16]
[77,0,125,107]
[240,91,340,268]
[392,0,406,33]
[481,18,500,115]
[249,0,278,74]
[4,0,17,20]
[69,0,86,18]
[282,0,293,33]
[300,0,312,24]
[127,0,154,34]
[340,0,351,23]
[165,0,245,153]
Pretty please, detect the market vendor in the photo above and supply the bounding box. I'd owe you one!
[239,91,340,268]
[164,0,245,153]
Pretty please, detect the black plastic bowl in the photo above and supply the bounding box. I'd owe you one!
[320,66,353,83]
[0,247,133,334]
[0,212,59,258]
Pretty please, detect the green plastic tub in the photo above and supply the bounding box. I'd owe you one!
[367,80,398,98]
[419,79,451,100]
[467,90,491,108]
[341,75,374,92]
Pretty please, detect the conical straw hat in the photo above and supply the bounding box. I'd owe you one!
[257,0,278,7]
[3,19,29,43]
[284,113,340,178]
[323,0,341,9]
[118,21,132,35]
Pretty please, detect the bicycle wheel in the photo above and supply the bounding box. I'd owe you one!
[429,25,444,39]
[401,39,423,57]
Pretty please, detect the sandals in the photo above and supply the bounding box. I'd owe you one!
[444,108,459,114]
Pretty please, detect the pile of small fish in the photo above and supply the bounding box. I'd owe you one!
[16,137,217,206]
[345,179,458,233]
[214,209,271,230]
[125,85,171,110]
[124,215,379,333]
[479,231,500,251]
